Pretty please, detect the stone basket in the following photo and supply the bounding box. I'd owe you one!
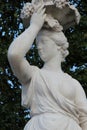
[20,0,81,31]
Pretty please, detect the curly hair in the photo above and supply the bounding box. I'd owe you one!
[36,29,69,62]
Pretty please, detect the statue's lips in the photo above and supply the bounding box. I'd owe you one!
[38,50,45,57]
[38,50,44,54]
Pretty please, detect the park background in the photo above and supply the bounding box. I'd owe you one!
[0,0,87,129]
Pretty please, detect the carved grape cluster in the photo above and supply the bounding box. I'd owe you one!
[20,3,34,19]
[53,0,69,9]
[20,0,80,31]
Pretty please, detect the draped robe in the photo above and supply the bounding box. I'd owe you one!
[22,68,87,130]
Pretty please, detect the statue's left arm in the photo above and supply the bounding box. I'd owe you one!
[75,79,87,130]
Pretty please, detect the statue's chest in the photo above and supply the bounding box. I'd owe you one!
[45,73,76,102]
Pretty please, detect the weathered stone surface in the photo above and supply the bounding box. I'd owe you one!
[20,0,81,30]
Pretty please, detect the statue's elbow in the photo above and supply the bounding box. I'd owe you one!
[7,46,18,63]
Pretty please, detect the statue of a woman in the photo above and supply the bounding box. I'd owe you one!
[8,4,87,130]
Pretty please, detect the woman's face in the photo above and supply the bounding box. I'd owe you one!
[36,35,58,62]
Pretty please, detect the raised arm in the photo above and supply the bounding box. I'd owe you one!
[7,5,46,85]
[74,79,87,130]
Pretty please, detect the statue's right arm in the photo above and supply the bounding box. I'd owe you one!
[7,5,46,85]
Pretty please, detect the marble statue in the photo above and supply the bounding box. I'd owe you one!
[7,0,87,130]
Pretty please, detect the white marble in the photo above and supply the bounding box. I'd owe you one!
[20,0,81,30]
[8,1,87,130]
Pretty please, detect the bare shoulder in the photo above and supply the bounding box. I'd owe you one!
[65,73,81,87]
[71,77,83,91]
[65,73,86,96]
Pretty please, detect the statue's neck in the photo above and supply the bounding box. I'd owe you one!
[43,56,63,73]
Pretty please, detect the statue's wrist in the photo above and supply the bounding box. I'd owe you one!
[30,23,41,32]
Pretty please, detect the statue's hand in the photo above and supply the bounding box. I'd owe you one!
[30,4,46,31]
